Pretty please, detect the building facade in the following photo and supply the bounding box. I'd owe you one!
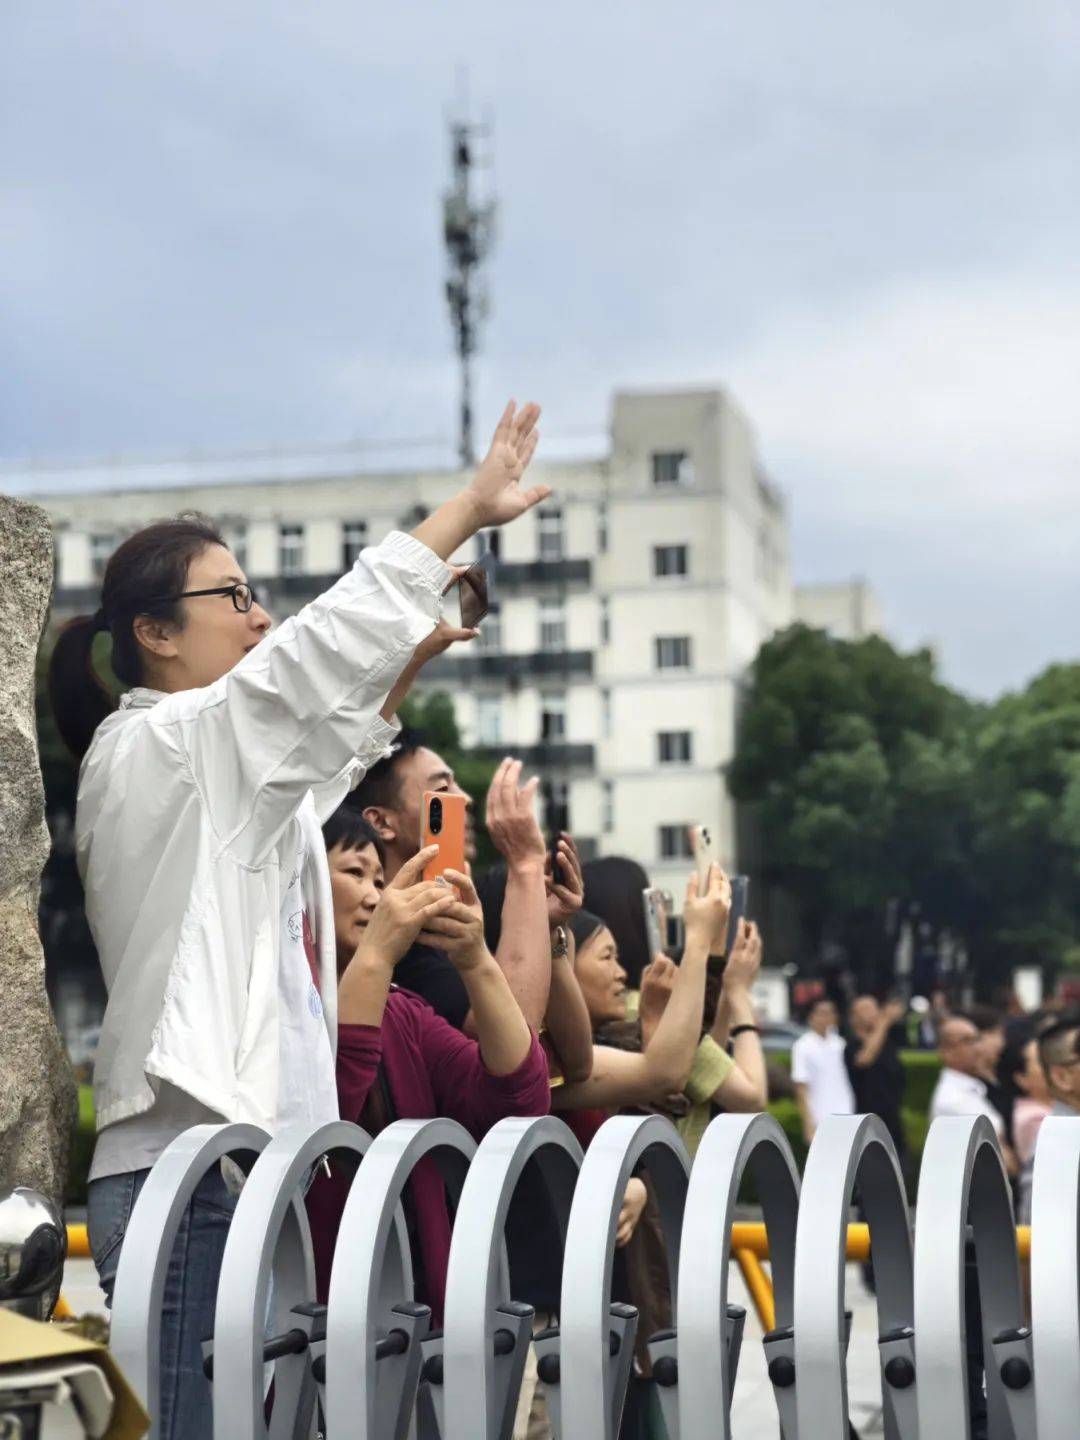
[794,579,883,641]
[32,386,793,895]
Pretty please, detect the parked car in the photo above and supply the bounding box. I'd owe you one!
[759,1020,806,1055]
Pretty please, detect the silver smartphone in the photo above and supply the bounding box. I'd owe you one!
[643,887,679,958]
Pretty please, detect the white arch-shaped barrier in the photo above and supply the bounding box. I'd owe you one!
[325,1116,475,1440]
[559,1113,690,1440]
[109,1121,270,1435]
[108,1111,1071,1440]
[676,1111,799,1440]
[794,1114,915,1440]
[1031,1115,1080,1440]
[915,1113,1031,1440]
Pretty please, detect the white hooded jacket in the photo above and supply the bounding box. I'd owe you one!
[76,529,451,1132]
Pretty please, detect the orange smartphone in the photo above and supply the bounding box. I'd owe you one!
[421,791,467,884]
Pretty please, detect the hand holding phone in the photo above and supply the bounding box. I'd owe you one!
[445,555,492,630]
[725,876,750,959]
[642,887,669,959]
[421,792,467,888]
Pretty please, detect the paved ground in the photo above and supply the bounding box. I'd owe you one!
[62,1257,883,1436]
[727,1261,884,1437]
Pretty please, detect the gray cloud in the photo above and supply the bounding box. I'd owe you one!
[2,1,1078,696]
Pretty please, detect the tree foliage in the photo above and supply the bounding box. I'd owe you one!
[730,626,983,979]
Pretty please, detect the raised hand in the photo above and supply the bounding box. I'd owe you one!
[616,1177,648,1247]
[683,862,732,955]
[416,870,490,972]
[723,919,763,993]
[466,401,548,527]
[485,758,546,869]
[356,847,457,967]
[638,956,678,1049]
[545,832,584,927]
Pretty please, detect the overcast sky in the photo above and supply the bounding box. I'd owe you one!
[3,3,1078,699]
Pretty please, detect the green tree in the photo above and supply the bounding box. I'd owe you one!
[728,625,977,976]
[968,664,1080,976]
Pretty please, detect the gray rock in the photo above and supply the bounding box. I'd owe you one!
[0,495,77,1214]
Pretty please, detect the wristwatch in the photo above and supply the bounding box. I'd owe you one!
[551,925,568,960]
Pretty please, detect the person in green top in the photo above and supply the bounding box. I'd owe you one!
[582,853,767,1153]
[634,919,767,1152]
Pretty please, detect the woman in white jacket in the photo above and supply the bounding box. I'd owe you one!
[47,401,543,1440]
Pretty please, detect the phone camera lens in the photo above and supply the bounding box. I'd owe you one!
[429,798,443,835]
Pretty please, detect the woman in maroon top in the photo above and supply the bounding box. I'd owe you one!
[306,807,550,1321]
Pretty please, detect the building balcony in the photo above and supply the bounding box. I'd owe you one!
[490,558,592,591]
[423,649,594,684]
[477,742,596,770]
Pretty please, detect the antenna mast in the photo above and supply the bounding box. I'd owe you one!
[442,103,495,468]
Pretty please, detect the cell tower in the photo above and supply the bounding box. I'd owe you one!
[442,111,496,468]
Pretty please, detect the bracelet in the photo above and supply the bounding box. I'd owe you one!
[729,1023,761,1039]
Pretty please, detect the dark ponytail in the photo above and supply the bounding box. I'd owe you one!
[47,513,225,760]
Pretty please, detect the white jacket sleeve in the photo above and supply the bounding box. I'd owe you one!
[144,530,451,866]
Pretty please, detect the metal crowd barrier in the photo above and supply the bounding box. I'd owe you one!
[97,1109,1077,1439]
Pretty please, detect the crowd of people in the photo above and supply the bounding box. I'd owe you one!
[791,986,1080,1229]
[50,403,770,1440]
[47,394,1079,1440]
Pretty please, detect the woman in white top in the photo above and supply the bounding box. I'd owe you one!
[47,402,543,1440]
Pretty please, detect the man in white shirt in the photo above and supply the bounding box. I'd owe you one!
[791,998,855,1143]
[928,1016,1005,1138]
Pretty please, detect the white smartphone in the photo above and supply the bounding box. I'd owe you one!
[690,823,720,891]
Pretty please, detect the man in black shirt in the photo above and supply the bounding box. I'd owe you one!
[351,729,592,1071]
[844,996,908,1158]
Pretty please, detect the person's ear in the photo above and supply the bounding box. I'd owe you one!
[362,806,397,845]
[132,614,181,661]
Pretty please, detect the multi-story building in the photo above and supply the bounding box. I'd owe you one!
[28,386,793,893]
[794,579,883,640]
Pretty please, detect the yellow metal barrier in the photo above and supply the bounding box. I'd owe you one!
[67,1223,90,1260]
[727,1222,1032,1330]
[55,1220,1032,1330]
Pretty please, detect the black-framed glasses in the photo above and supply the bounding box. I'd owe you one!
[173,583,259,613]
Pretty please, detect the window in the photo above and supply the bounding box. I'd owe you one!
[599,597,611,646]
[540,690,567,743]
[757,524,781,589]
[659,824,693,860]
[477,528,501,561]
[538,507,564,562]
[658,731,693,764]
[478,604,502,652]
[544,779,571,834]
[600,688,613,738]
[652,451,694,487]
[342,520,368,569]
[279,523,305,577]
[655,635,692,670]
[539,597,566,651]
[476,694,502,746]
[90,533,115,580]
[653,544,689,578]
[220,523,248,571]
[597,502,609,554]
[602,780,614,833]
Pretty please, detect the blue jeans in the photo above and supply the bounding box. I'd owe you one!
[87,1165,237,1440]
